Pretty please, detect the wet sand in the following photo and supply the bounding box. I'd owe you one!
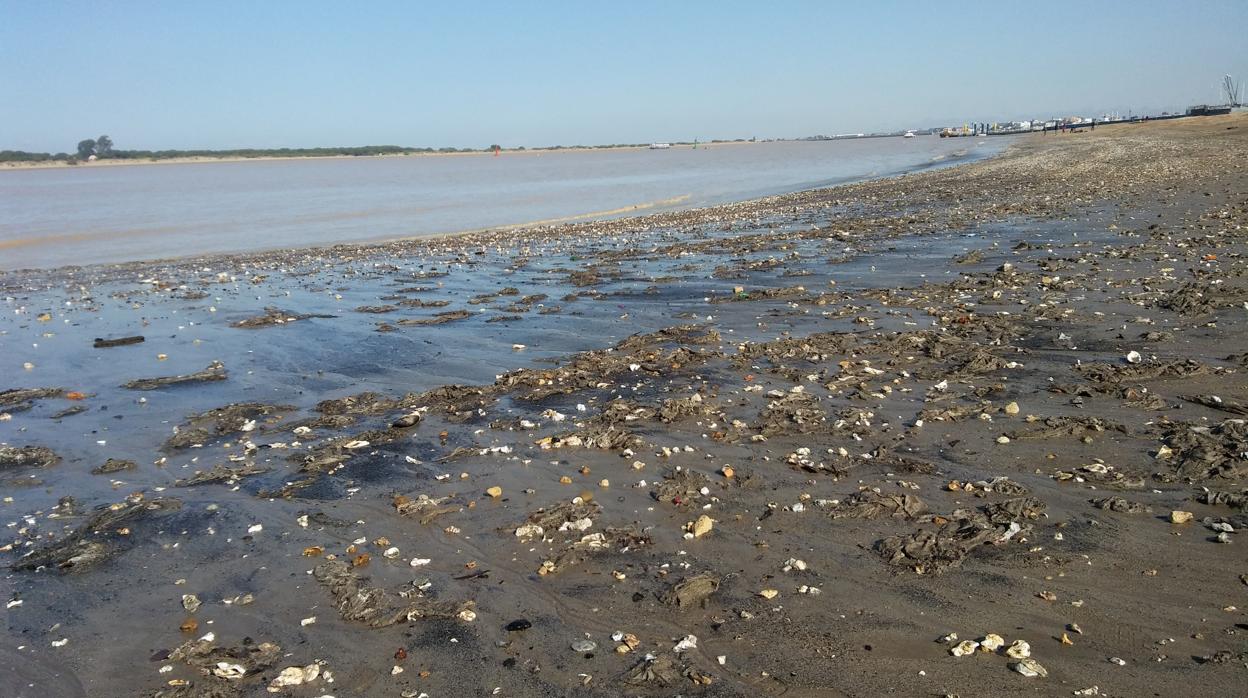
[1,114,1246,697]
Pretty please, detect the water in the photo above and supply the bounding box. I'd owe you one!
[0,137,1004,270]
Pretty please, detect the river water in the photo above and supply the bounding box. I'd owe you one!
[0,137,1002,270]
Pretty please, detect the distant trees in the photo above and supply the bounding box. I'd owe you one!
[95,135,113,156]
[76,138,97,159]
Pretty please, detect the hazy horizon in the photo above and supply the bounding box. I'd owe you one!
[2,1,1245,153]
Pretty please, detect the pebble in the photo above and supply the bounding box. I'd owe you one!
[1169,510,1194,524]
[1010,657,1048,678]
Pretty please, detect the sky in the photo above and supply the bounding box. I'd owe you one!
[2,1,1246,152]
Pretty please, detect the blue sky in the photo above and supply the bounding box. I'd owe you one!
[2,1,1245,151]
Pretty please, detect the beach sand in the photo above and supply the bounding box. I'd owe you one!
[1,114,1245,697]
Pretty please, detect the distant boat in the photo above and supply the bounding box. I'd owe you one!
[649,143,671,150]
[903,131,916,138]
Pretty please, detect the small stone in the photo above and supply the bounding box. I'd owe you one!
[571,639,597,653]
[1010,658,1047,678]
[1006,639,1031,659]
[505,619,532,632]
[757,589,779,600]
[979,634,1004,652]
[485,486,502,498]
[1125,350,1142,364]
[996,435,1011,444]
[1004,401,1020,415]
[181,594,201,613]
[692,515,714,538]
[950,640,980,657]
[1169,510,1194,524]
[514,523,544,539]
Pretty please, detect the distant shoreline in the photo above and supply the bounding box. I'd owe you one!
[0,141,761,171]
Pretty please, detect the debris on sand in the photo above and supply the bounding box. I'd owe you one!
[1076,358,1214,384]
[521,499,601,532]
[828,490,926,520]
[0,445,60,469]
[621,653,713,687]
[397,309,471,326]
[174,463,268,487]
[1156,419,1248,482]
[394,494,461,525]
[230,307,335,328]
[0,387,66,410]
[875,498,1042,574]
[651,469,711,505]
[313,560,475,627]
[757,392,827,435]
[150,634,282,698]
[1090,496,1149,514]
[162,402,295,450]
[91,458,137,475]
[122,360,227,390]
[14,496,181,571]
[1181,394,1248,416]
[93,335,145,348]
[661,573,721,608]
[1197,491,1248,510]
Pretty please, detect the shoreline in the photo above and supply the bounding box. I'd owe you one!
[1,113,1246,697]
[0,140,763,171]
[1,140,998,278]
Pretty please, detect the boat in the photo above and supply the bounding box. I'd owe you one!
[649,143,671,150]
[903,130,916,138]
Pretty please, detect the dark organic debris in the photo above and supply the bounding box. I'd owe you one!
[0,445,60,469]
[175,463,269,487]
[313,560,474,627]
[163,402,295,450]
[1181,394,1248,416]
[231,307,335,328]
[661,573,720,608]
[91,458,137,475]
[651,469,711,505]
[51,405,88,419]
[394,494,461,525]
[150,635,282,698]
[829,491,926,520]
[622,653,712,687]
[1076,359,1213,384]
[398,310,471,326]
[93,335,145,348]
[1,387,66,408]
[1157,419,1248,482]
[14,497,181,572]
[122,361,227,390]
[1090,496,1149,514]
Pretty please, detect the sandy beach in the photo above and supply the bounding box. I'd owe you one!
[1,114,1246,698]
